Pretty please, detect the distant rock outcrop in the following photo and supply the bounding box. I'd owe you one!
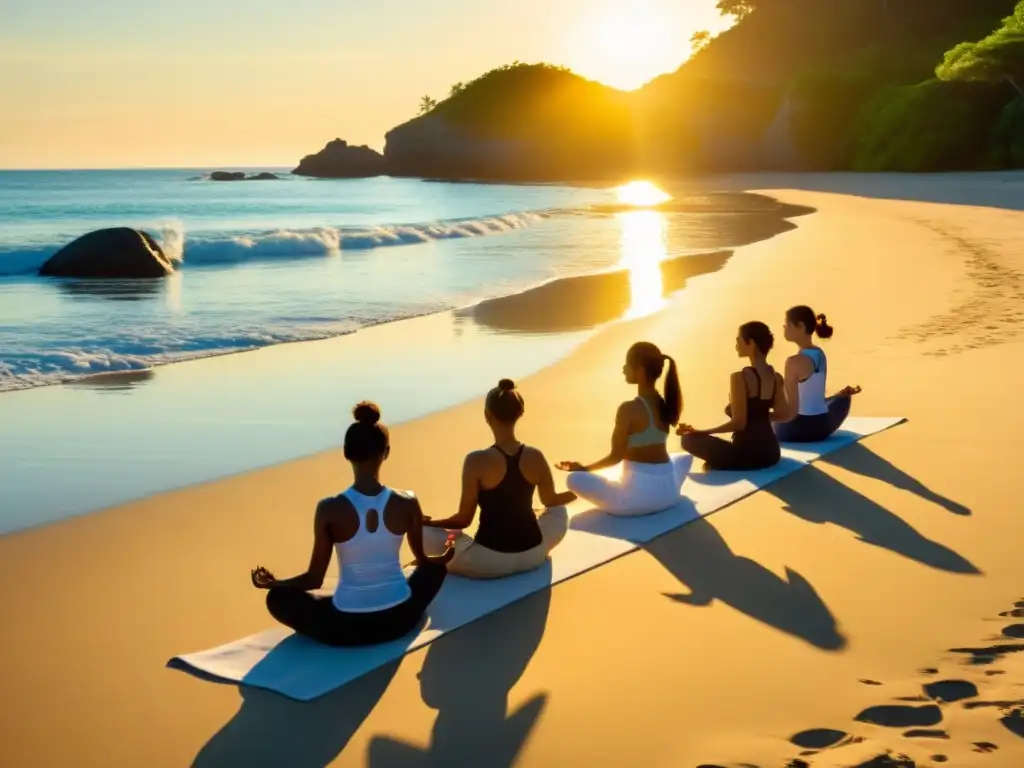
[208,171,280,181]
[40,228,174,278]
[292,139,388,178]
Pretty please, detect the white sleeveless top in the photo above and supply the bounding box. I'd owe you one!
[797,348,829,416]
[332,486,411,613]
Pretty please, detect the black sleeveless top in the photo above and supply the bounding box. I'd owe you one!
[734,366,778,445]
[473,445,543,554]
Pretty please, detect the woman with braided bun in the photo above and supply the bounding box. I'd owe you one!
[557,342,692,516]
[422,379,574,579]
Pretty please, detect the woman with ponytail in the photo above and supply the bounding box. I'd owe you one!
[422,379,574,579]
[557,342,692,516]
[773,306,861,443]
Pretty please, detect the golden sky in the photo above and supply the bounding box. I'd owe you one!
[0,0,732,169]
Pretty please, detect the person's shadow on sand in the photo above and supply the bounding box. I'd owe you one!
[367,569,552,767]
[642,517,847,651]
[817,442,971,516]
[762,464,980,574]
[191,658,401,768]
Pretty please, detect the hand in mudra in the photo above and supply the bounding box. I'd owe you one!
[250,565,276,589]
[555,461,586,472]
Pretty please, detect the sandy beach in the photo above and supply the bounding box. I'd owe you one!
[3,174,1024,767]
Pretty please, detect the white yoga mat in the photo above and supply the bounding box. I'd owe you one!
[169,415,905,701]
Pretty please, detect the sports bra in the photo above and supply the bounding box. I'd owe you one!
[627,397,669,448]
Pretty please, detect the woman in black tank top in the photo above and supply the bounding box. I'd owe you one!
[423,379,577,579]
[677,322,785,471]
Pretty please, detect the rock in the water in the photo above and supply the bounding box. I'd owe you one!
[40,228,174,278]
[208,171,279,181]
[209,171,247,181]
[292,138,388,178]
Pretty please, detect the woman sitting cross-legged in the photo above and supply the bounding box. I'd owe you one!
[422,379,576,579]
[772,305,861,443]
[678,322,785,472]
[556,341,693,516]
[250,401,454,646]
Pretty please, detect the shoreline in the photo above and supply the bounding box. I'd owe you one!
[0,187,815,532]
[5,177,1024,766]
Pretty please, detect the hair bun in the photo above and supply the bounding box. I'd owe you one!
[497,378,516,392]
[816,313,828,323]
[352,400,382,425]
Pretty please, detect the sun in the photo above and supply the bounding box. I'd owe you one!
[616,180,672,207]
[564,0,734,91]
[566,1,680,91]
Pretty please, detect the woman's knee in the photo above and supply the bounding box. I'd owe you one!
[266,587,298,624]
[538,506,568,548]
[422,526,453,556]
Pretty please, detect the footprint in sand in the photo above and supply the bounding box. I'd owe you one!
[1001,624,1024,638]
[919,667,940,675]
[923,679,979,703]
[860,679,884,686]
[789,728,848,749]
[999,608,1024,618]
[1002,707,1024,738]
[973,741,999,752]
[985,670,1006,676]
[949,643,1024,664]
[931,755,948,763]
[852,754,916,767]
[855,704,942,728]
[904,729,949,739]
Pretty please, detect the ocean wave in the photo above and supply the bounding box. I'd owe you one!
[0,326,356,392]
[0,212,545,275]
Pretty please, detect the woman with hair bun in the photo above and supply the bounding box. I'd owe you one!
[557,341,692,516]
[677,322,785,471]
[773,305,861,443]
[250,401,453,646]
[422,379,575,579]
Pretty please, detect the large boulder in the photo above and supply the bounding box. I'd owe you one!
[292,139,388,178]
[40,228,174,278]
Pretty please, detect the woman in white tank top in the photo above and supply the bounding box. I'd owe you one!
[250,402,454,647]
[773,306,862,443]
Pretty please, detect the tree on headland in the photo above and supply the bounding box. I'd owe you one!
[716,0,756,21]
[449,82,467,98]
[418,95,439,115]
[936,2,1024,98]
[690,30,712,55]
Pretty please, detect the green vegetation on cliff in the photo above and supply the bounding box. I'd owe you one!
[377,0,1024,179]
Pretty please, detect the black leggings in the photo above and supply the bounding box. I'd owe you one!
[681,430,780,471]
[774,395,852,443]
[266,561,447,647]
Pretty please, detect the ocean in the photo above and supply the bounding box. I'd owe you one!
[0,169,630,392]
[0,169,793,531]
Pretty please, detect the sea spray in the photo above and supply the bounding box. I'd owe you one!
[155,220,185,265]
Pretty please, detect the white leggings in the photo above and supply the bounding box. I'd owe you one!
[566,455,693,516]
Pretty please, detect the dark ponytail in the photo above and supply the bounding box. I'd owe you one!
[626,342,683,427]
[787,305,835,339]
[661,354,682,427]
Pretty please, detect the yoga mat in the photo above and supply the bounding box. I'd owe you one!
[169,415,904,700]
